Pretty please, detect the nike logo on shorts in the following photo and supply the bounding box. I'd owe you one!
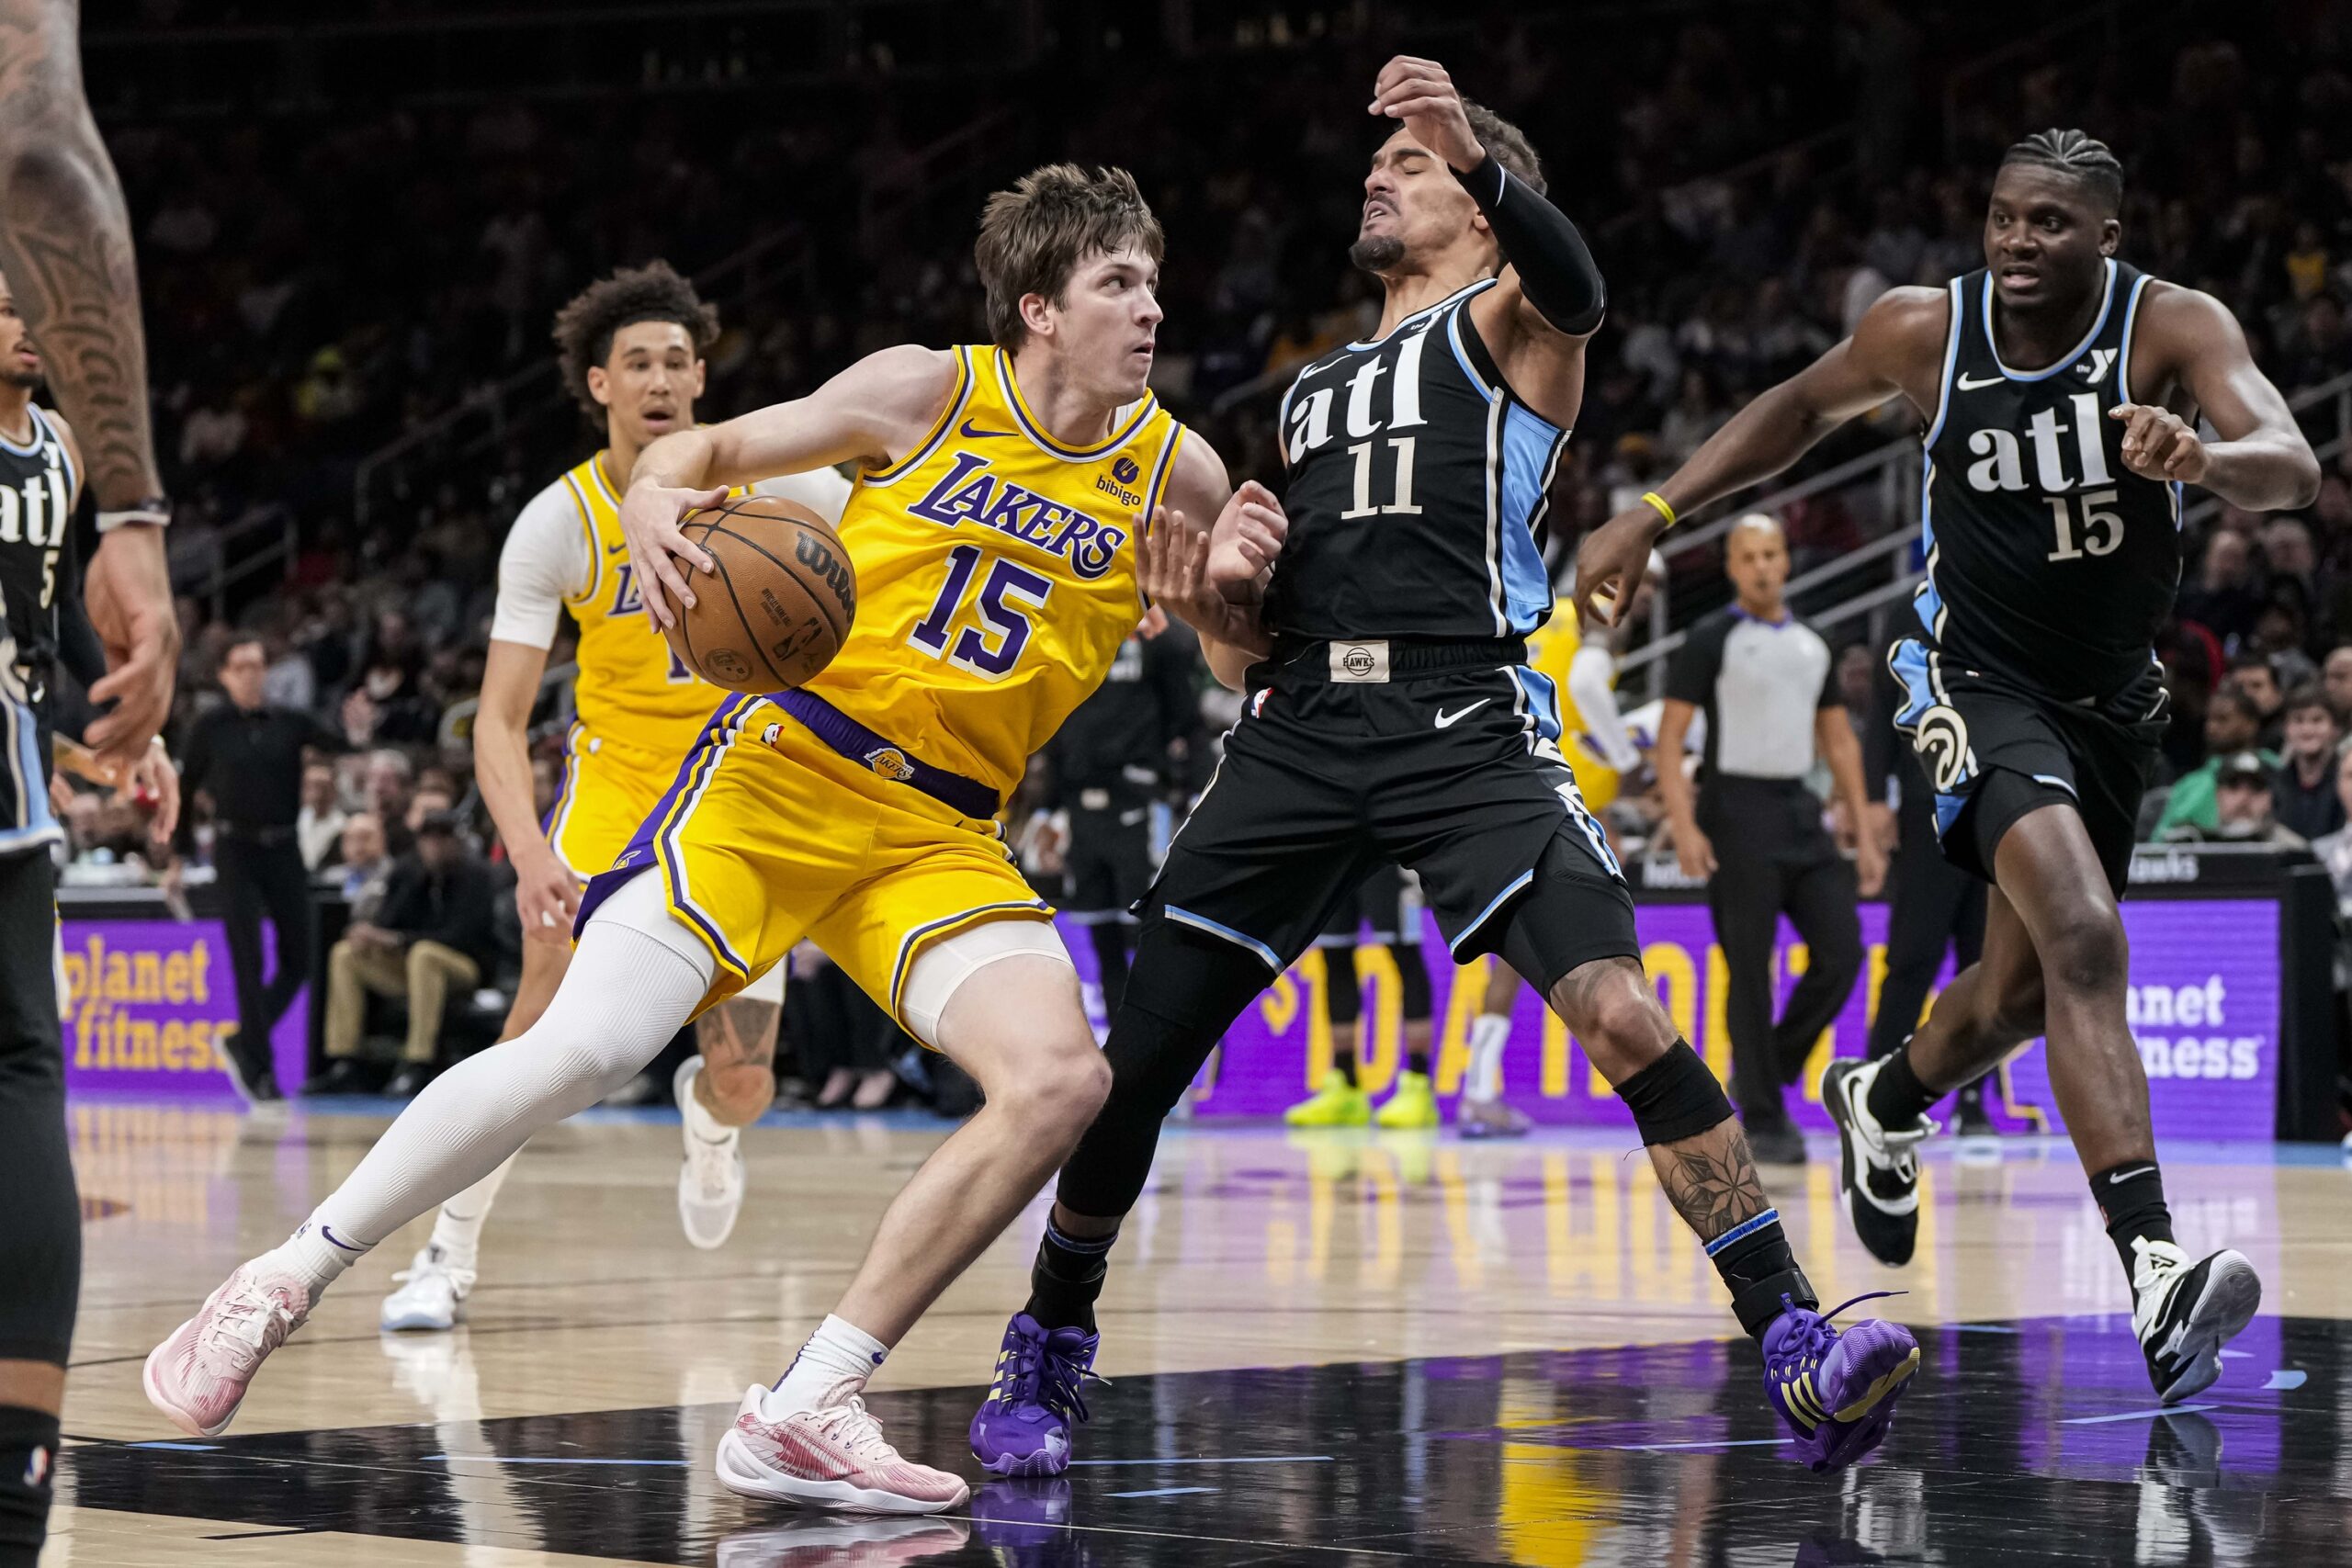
[1956,372,2007,390]
[1434,699,1492,729]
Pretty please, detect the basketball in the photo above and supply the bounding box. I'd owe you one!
[663,493,857,693]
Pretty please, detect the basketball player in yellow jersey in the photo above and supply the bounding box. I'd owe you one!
[1463,553,1662,1136]
[370,264,851,1339]
[147,164,1283,1515]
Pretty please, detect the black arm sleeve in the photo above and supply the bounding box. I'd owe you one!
[52,541,106,693]
[1457,155,1606,335]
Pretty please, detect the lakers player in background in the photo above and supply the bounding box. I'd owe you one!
[1460,551,1662,1137]
[149,164,1283,1515]
[368,264,850,1334]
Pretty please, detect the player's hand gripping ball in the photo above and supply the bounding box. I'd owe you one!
[662,494,857,693]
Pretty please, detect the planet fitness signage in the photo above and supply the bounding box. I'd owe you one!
[1107,899,2279,1141]
[60,920,308,1100]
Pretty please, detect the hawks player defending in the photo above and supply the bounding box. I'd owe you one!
[971,60,1918,1482]
[149,166,1277,1516]
[1577,131,2318,1402]
[374,265,847,1336]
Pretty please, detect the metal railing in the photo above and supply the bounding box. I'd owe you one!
[172,503,300,621]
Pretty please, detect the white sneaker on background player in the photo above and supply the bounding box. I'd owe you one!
[379,1247,474,1332]
[676,1056,747,1249]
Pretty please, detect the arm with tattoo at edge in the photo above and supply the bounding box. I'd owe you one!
[0,0,178,768]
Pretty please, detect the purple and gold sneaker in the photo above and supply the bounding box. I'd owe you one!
[1762,1293,1920,1472]
[969,1313,1100,1477]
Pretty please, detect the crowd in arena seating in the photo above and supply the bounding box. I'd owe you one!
[47,4,2352,1091]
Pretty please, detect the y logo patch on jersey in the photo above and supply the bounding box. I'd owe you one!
[2078,348,2118,384]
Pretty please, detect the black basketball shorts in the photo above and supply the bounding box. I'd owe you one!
[1147,659,1637,985]
[1316,862,1424,947]
[1064,792,1155,921]
[1889,637,2165,896]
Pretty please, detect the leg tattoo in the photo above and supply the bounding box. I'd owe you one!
[695,998,780,1126]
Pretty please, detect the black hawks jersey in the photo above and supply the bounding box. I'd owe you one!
[1917,258,2181,703]
[0,405,76,690]
[1263,278,1567,642]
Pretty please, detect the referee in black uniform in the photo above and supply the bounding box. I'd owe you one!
[1657,514,1884,1164]
[179,637,356,1101]
[1039,621,1203,1014]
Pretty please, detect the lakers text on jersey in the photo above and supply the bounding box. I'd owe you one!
[582,346,1185,1022]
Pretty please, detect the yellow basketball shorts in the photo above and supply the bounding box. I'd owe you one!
[541,724,681,882]
[579,694,1052,1023]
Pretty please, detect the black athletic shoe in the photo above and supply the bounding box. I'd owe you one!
[384,1064,433,1099]
[1951,1094,1997,1139]
[216,1042,274,1105]
[1743,1114,1806,1167]
[302,1059,372,1097]
[1822,1058,1929,1267]
[2132,1239,2262,1403]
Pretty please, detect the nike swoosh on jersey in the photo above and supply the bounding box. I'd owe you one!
[606,542,629,554]
[1434,698,1493,729]
[1955,372,2007,390]
[959,419,1019,439]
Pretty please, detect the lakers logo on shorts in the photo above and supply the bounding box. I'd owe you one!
[1913,703,1975,794]
[864,746,917,783]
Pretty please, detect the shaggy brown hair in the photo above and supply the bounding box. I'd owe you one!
[974,164,1164,352]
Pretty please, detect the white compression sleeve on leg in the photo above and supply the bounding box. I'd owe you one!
[304,875,715,1257]
[427,1152,518,1273]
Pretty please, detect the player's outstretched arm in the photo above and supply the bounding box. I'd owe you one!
[2111,285,2320,513]
[1152,438,1286,690]
[1,0,179,767]
[1571,288,1949,627]
[619,344,957,626]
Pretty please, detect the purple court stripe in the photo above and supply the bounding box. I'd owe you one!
[2060,1404,2218,1426]
[1067,1455,1333,1467]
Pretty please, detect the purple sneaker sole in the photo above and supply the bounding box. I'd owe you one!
[976,1445,1070,1478]
[1802,1318,1920,1472]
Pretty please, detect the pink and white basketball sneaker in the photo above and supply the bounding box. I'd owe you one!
[142,1261,310,1437]
[716,1379,970,1515]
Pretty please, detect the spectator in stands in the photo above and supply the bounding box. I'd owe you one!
[310,811,496,1099]
[2308,749,2352,904]
[2194,752,2308,851]
[2231,654,2287,750]
[2154,685,2272,840]
[296,761,346,872]
[2176,531,2266,649]
[2324,646,2352,727]
[334,812,394,913]
[2271,686,2346,841]
[363,749,414,829]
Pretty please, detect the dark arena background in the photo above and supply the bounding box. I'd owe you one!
[15,1,2352,1564]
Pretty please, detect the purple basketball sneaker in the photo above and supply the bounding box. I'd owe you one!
[969,1313,1100,1477]
[1762,1292,1920,1472]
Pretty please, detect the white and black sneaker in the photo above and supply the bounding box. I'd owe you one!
[1822,1057,1932,1266]
[2132,1238,2261,1403]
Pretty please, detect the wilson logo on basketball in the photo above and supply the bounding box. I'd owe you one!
[793,532,855,610]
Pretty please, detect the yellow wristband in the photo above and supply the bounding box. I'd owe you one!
[1639,491,1677,528]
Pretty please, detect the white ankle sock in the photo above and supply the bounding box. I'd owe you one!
[769,1314,890,1413]
[1467,1013,1510,1100]
[680,1064,735,1145]
[427,1152,518,1275]
[262,1216,370,1304]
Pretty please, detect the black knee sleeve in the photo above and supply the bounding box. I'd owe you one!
[1391,945,1432,1021]
[1320,943,1361,1026]
[1617,1040,1735,1146]
[1057,915,1272,1221]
